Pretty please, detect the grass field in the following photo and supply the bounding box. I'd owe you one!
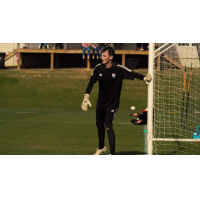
[0,69,148,155]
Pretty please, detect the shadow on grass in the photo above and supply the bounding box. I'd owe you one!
[116,151,145,155]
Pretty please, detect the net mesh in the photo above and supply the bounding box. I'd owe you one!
[153,43,200,155]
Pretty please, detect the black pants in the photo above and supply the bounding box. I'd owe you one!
[96,103,118,155]
[139,111,147,124]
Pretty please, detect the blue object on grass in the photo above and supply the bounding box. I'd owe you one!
[193,126,200,139]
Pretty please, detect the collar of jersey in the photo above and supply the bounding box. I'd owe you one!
[103,62,118,70]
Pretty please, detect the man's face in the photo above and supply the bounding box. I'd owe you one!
[101,50,113,65]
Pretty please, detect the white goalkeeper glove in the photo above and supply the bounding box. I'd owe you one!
[81,94,92,111]
[144,73,152,84]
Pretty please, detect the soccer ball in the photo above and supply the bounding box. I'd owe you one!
[130,106,136,111]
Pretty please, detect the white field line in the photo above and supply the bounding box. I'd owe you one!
[153,138,200,142]
[144,125,147,155]
[17,112,36,113]
[0,119,133,124]
[0,112,134,115]
[0,112,36,114]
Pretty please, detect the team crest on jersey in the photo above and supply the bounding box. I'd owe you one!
[112,73,116,78]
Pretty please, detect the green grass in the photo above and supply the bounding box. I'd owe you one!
[0,69,148,155]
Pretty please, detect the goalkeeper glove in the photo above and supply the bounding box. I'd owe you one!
[144,73,152,84]
[81,94,92,111]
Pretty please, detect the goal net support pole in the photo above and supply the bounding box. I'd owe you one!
[154,43,177,58]
[147,43,154,155]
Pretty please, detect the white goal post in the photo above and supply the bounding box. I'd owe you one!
[148,43,200,155]
[147,43,154,155]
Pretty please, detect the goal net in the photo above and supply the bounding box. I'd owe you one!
[149,43,200,155]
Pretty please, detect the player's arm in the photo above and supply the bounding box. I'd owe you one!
[131,71,152,84]
[119,64,152,84]
[81,65,99,111]
[81,81,94,111]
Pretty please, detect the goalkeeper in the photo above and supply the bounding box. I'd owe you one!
[81,47,151,155]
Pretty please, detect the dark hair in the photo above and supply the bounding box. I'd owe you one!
[102,46,115,59]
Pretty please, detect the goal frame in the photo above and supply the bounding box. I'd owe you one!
[147,43,200,155]
[147,43,154,155]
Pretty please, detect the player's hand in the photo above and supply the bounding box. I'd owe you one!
[144,73,152,84]
[81,94,92,111]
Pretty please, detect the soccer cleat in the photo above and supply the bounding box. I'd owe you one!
[131,119,137,124]
[94,146,107,155]
[134,119,145,125]
[130,113,139,117]
[135,119,143,124]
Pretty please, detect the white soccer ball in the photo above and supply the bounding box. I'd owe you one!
[130,106,136,111]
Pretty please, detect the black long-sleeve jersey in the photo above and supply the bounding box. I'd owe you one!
[85,62,145,108]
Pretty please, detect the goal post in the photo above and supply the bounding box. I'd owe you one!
[148,43,200,155]
[147,43,154,155]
